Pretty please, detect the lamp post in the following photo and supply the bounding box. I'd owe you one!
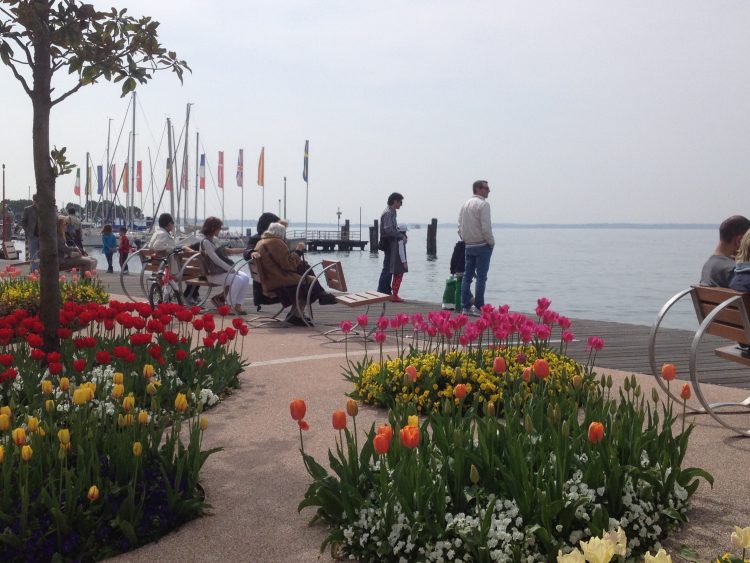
[336,206,342,235]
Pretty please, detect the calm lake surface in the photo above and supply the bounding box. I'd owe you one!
[20,225,714,330]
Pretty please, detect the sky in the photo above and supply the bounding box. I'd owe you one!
[1,0,750,226]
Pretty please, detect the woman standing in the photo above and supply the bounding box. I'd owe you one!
[200,216,250,315]
[101,224,117,273]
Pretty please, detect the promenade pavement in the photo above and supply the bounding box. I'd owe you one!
[104,312,750,563]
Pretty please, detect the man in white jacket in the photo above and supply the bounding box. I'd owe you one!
[457,180,494,316]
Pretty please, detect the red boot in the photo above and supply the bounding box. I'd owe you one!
[391,273,405,303]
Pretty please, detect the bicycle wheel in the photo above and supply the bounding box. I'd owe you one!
[162,281,184,305]
[148,282,163,308]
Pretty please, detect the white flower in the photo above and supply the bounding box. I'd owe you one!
[731,526,750,549]
[556,549,585,563]
[579,536,615,563]
[602,527,627,557]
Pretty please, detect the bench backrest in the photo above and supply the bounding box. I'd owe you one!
[692,285,750,345]
[322,260,348,292]
[1,241,19,261]
[140,249,167,273]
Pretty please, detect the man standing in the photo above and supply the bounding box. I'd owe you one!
[377,192,405,296]
[20,194,39,271]
[700,215,750,287]
[458,180,494,316]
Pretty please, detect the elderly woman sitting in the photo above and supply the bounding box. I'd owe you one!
[200,216,250,315]
[57,216,97,273]
[254,221,333,325]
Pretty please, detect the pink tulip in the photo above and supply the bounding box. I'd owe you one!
[376,317,389,330]
[493,356,506,373]
[356,314,368,328]
[374,331,386,344]
[340,321,353,334]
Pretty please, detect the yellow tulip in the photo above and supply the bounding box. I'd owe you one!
[644,549,672,563]
[556,550,585,563]
[132,442,142,457]
[407,415,419,428]
[87,485,100,501]
[72,388,89,406]
[41,379,53,395]
[0,444,4,463]
[200,416,208,431]
[21,445,33,461]
[143,364,155,379]
[0,405,10,417]
[174,393,188,413]
[122,394,135,412]
[12,427,26,446]
[578,536,615,563]
[602,527,627,557]
[469,464,480,485]
[85,382,96,396]
[146,382,157,396]
[38,427,46,437]
[112,383,124,399]
[59,377,70,392]
[45,399,55,413]
[113,371,124,385]
[731,526,750,549]
[138,410,150,425]
[57,428,71,445]
[26,416,39,433]
[0,412,10,432]
[118,414,134,427]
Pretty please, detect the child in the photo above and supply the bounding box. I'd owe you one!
[101,225,117,273]
[390,225,408,303]
[442,241,472,310]
[118,226,131,274]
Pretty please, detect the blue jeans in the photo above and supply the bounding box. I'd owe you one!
[377,245,393,294]
[462,244,493,309]
[27,237,40,272]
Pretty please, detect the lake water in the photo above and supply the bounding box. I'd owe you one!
[15,226,715,330]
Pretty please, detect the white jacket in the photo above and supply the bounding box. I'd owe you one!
[458,195,494,247]
[148,227,175,252]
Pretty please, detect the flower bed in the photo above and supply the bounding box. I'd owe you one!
[0,266,108,316]
[295,301,713,561]
[0,300,248,561]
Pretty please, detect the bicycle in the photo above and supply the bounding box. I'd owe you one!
[148,248,185,308]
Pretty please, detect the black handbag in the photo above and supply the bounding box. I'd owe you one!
[377,237,389,251]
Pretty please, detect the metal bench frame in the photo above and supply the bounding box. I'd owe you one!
[649,285,750,436]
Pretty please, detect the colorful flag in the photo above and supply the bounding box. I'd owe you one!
[165,158,172,191]
[73,168,80,196]
[97,165,103,194]
[236,149,244,187]
[109,164,115,193]
[180,156,188,190]
[136,161,142,193]
[218,151,224,188]
[199,154,206,189]
[122,162,128,193]
[303,140,309,183]
[257,147,265,187]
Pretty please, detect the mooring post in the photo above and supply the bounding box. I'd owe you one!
[369,219,379,253]
[427,218,438,256]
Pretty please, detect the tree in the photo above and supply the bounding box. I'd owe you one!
[0,1,188,349]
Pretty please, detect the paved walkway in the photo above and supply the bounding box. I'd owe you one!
[105,313,750,562]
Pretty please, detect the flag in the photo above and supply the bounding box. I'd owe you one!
[257,147,264,187]
[122,162,128,193]
[165,158,172,191]
[109,164,115,193]
[73,168,80,196]
[180,156,188,190]
[136,161,142,193]
[199,154,206,189]
[302,139,309,183]
[97,165,103,194]
[86,165,92,195]
[218,151,224,188]
[236,149,244,187]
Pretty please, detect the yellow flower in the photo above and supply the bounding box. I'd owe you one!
[72,388,89,406]
[556,549,585,563]
[122,394,135,412]
[57,428,71,445]
[0,405,10,417]
[174,393,188,413]
[21,444,33,461]
[200,416,208,431]
[146,382,157,396]
[644,549,672,563]
[469,464,480,485]
[12,427,26,446]
[138,410,150,425]
[45,399,55,412]
[87,485,100,501]
[732,526,750,549]
[26,416,39,433]
[118,414,134,427]
[59,377,70,392]
[602,527,627,557]
[143,364,155,379]
[132,442,143,457]
[0,412,10,432]
[113,371,124,385]
[579,536,615,563]
[0,444,4,463]
[407,415,418,428]
[112,383,124,399]
[41,379,53,395]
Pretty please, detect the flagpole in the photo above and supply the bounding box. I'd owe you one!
[283,176,287,219]
[303,139,309,240]
[85,152,90,221]
[194,131,199,229]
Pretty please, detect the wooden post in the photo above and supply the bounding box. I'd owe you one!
[369,219,379,253]
[426,218,438,256]
[342,219,350,240]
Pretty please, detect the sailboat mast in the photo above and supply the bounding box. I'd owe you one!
[182,103,191,231]
[194,131,199,229]
[106,118,112,223]
[130,91,136,230]
[166,117,175,218]
[85,152,90,221]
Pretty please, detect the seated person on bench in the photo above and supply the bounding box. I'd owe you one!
[730,230,750,293]
[57,216,97,274]
[245,212,280,309]
[254,220,335,326]
[701,215,750,287]
[201,216,250,315]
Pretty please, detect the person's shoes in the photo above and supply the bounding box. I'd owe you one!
[211,295,225,308]
[107,269,113,274]
[285,314,313,327]
[441,303,455,310]
[318,292,337,305]
[462,306,481,317]
[391,295,405,303]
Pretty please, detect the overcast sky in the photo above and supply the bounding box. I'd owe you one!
[1,0,749,226]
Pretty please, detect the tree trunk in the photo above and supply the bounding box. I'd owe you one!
[31,30,60,351]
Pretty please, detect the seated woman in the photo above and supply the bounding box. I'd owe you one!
[57,216,97,273]
[200,216,250,315]
[730,230,750,292]
[244,212,280,309]
[254,220,330,326]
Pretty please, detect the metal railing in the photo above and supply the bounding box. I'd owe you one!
[287,229,351,241]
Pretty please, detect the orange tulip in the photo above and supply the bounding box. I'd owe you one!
[533,358,550,379]
[298,419,310,431]
[87,485,100,501]
[588,421,605,444]
[680,383,691,400]
[405,365,418,382]
[493,356,506,374]
[346,399,359,417]
[377,423,393,442]
[12,427,26,446]
[661,363,677,381]
[373,433,391,455]
[522,367,531,382]
[400,425,420,448]
[453,383,468,400]
[290,399,306,421]
[332,410,347,430]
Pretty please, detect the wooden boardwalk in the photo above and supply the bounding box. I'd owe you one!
[100,270,750,390]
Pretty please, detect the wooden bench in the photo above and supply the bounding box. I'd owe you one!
[1,241,19,261]
[649,285,750,436]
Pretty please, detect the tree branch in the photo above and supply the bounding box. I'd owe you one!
[4,57,32,96]
[51,81,84,106]
[10,35,33,66]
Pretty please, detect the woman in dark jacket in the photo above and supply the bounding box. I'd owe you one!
[245,212,280,308]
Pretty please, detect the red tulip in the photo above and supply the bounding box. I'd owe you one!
[533,358,549,379]
[374,331,387,344]
[332,410,347,430]
[522,367,531,382]
[373,433,391,455]
[493,356,506,374]
[400,425,420,448]
[377,423,393,442]
[680,383,691,400]
[290,399,306,421]
[405,365,418,382]
[453,383,468,399]
[661,363,677,381]
[298,419,309,431]
[588,421,604,444]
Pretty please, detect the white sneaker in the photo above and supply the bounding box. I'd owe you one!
[462,306,480,317]
[441,303,455,310]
